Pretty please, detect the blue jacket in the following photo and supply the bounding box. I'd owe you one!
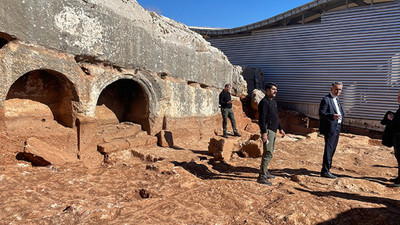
[319,94,344,136]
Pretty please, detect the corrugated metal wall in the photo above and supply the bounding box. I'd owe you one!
[208,2,400,120]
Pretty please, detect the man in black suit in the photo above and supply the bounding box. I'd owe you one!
[385,91,400,187]
[319,82,344,179]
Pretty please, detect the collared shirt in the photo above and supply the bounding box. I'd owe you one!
[330,93,342,123]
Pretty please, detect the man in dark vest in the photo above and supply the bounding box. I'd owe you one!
[319,82,344,179]
[257,82,285,185]
[219,84,241,138]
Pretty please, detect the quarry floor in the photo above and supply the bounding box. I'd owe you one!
[0,132,400,224]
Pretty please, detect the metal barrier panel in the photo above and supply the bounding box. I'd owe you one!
[208,3,400,120]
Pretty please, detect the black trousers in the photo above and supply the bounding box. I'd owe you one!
[322,124,341,173]
[393,134,400,176]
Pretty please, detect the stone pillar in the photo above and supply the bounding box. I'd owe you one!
[76,115,103,168]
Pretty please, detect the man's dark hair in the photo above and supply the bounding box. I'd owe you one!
[265,82,277,90]
[224,83,231,88]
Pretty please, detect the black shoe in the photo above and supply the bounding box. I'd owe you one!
[265,170,275,179]
[321,171,337,179]
[257,175,272,186]
[389,176,400,183]
[394,179,400,187]
[233,132,241,137]
[223,134,228,138]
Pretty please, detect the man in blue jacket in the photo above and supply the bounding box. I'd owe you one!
[319,82,344,179]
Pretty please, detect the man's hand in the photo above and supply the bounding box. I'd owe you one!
[280,129,285,138]
[333,114,341,120]
[228,100,233,104]
[262,133,268,144]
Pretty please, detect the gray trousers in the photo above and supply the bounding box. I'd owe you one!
[259,129,277,176]
[221,108,238,134]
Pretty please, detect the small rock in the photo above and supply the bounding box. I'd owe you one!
[291,175,301,183]
[139,189,150,198]
[306,132,318,139]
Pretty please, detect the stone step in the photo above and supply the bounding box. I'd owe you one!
[128,135,158,148]
[97,122,142,143]
[97,135,158,155]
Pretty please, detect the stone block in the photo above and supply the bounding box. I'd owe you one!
[240,139,263,158]
[22,137,78,166]
[76,115,103,168]
[128,136,158,148]
[208,137,239,162]
[156,130,174,147]
[98,139,130,154]
[97,122,142,143]
[163,116,220,144]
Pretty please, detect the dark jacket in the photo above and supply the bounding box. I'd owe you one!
[219,90,232,109]
[319,94,344,136]
[381,111,394,147]
[258,97,282,133]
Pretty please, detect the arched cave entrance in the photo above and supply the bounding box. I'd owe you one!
[0,38,8,49]
[96,79,150,133]
[6,69,78,128]
[0,32,15,49]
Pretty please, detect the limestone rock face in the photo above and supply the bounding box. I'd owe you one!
[0,0,244,90]
[231,65,247,98]
[251,89,265,110]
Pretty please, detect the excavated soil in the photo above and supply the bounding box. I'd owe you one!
[1,131,399,224]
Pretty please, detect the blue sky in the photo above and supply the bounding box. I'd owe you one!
[137,0,313,28]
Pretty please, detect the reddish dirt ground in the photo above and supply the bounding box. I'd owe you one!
[1,130,399,224]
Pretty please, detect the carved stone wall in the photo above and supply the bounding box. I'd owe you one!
[0,0,247,166]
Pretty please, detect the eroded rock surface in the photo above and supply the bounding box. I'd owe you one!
[0,0,244,90]
[0,132,399,224]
